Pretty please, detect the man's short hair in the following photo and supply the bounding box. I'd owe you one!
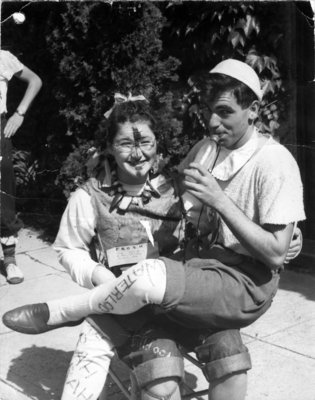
[202,73,259,109]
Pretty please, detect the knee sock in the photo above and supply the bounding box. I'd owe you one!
[2,244,16,268]
[47,259,167,326]
[61,321,115,400]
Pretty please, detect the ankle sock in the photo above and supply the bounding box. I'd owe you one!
[2,244,17,268]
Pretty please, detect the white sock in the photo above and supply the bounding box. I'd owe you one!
[47,290,93,325]
[61,320,114,400]
[47,259,166,326]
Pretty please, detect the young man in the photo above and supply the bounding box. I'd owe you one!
[0,50,42,284]
[4,59,305,400]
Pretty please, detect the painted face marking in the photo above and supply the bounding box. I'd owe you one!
[111,121,157,184]
[132,126,142,145]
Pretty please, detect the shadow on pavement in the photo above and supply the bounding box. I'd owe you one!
[6,345,73,400]
[183,370,202,393]
[279,270,315,302]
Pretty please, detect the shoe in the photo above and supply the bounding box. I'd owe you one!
[2,303,83,335]
[6,264,24,284]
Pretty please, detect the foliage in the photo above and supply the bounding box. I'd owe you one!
[162,2,293,139]
[55,140,96,198]
[12,149,39,188]
[46,2,180,140]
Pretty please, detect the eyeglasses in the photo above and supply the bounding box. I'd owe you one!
[113,140,156,154]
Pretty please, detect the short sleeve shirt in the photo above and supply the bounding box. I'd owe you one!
[0,50,24,114]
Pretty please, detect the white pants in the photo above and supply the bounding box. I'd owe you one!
[61,321,114,400]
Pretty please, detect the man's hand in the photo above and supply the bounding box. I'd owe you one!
[285,227,302,264]
[183,162,226,210]
[4,113,24,138]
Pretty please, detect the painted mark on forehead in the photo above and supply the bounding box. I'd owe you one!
[132,126,142,142]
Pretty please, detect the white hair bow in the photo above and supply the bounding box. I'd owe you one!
[104,92,148,119]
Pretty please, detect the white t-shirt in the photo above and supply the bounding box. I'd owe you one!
[0,50,24,114]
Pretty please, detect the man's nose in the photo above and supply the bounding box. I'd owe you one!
[209,113,221,129]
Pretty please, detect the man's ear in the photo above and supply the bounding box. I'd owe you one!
[248,101,260,120]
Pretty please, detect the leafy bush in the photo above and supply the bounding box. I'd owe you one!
[46,2,180,140]
[54,140,96,198]
[12,149,39,188]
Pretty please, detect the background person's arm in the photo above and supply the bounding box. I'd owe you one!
[4,65,42,138]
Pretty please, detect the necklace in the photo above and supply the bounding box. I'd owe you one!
[108,168,160,212]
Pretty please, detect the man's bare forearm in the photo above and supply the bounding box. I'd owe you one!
[216,194,293,269]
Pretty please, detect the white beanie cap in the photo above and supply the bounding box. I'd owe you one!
[209,59,263,100]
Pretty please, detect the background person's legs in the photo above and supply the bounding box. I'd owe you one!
[1,122,23,284]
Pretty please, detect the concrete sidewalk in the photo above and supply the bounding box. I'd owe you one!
[1,228,315,400]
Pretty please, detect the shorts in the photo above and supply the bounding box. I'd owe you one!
[159,245,280,330]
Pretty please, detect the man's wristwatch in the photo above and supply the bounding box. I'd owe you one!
[15,109,25,117]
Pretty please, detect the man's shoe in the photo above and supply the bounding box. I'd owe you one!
[6,264,24,284]
[2,303,83,334]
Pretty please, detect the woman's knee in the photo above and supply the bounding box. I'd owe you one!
[124,259,166,304]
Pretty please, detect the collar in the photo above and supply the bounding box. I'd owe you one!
[212,128,271,181]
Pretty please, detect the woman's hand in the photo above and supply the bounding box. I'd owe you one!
[4,113,24,138]
[183,162,226,210]
[92,265,116,286]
